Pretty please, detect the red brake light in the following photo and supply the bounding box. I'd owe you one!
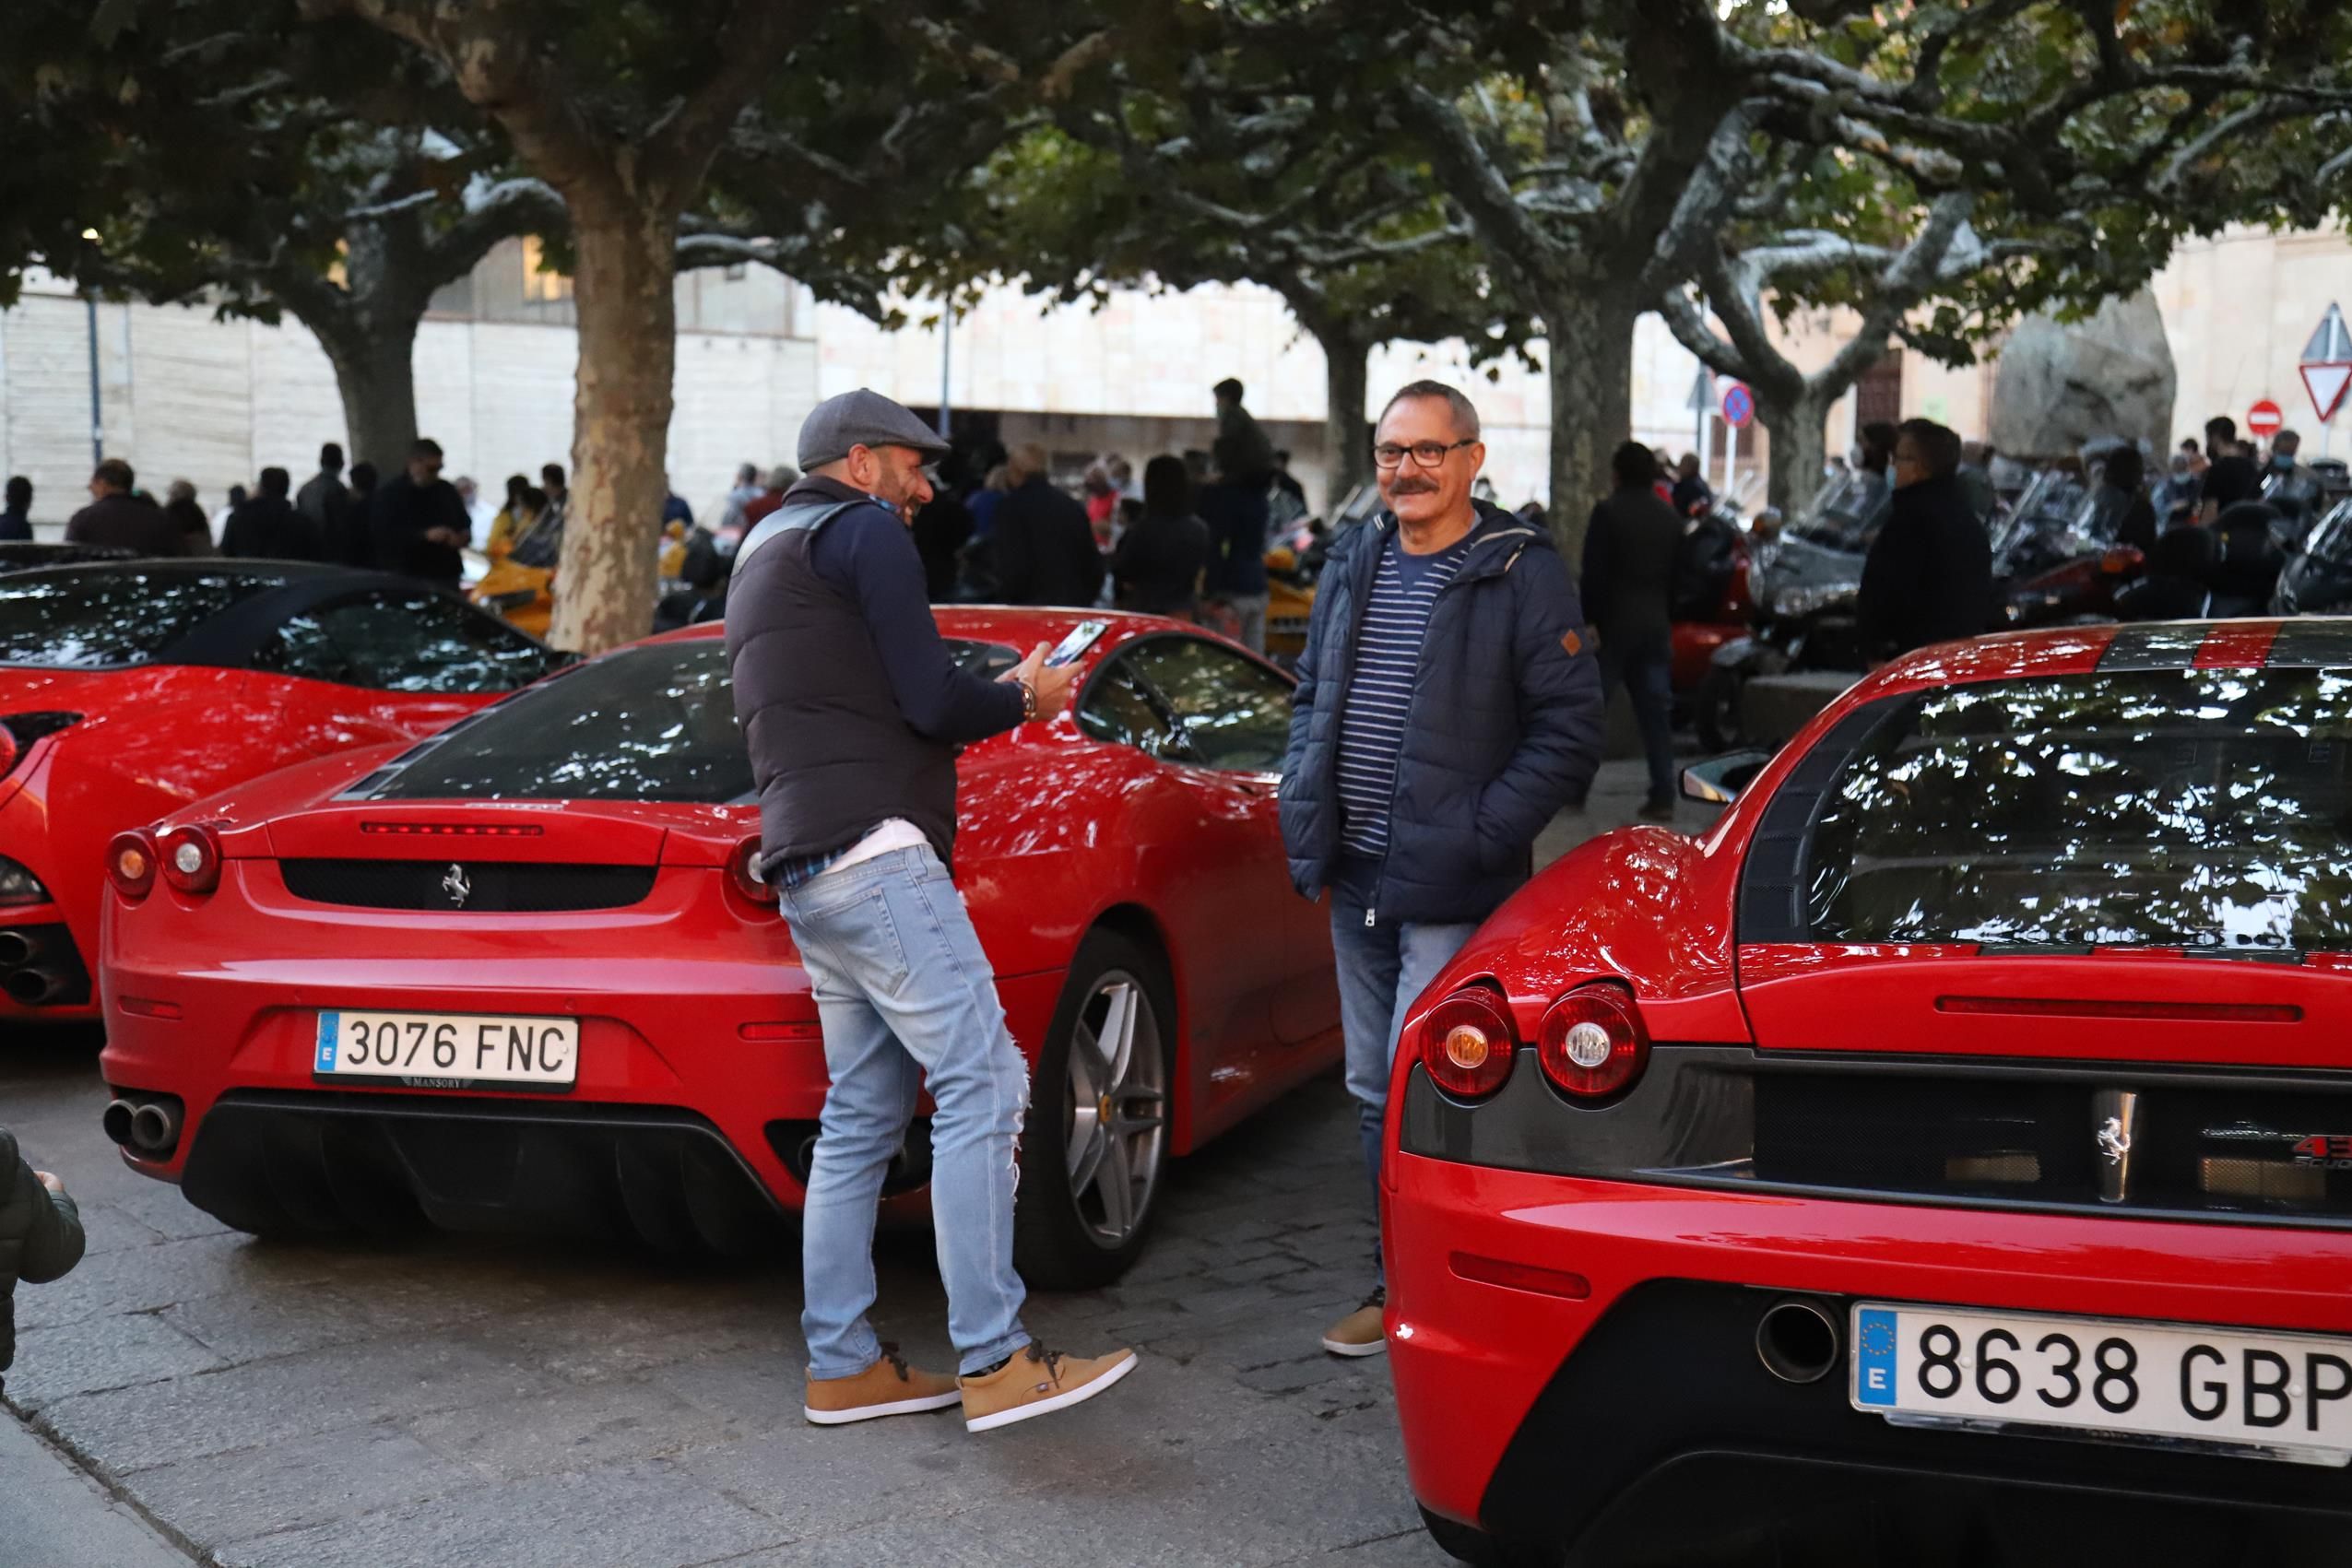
[1537,984,1649,1100]
[157,823,222,895]
[1416,986,1517,1099]
[107,830,159,900]
[728,837,778,906]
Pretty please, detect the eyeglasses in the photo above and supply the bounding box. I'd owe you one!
[1371,439,1477,471]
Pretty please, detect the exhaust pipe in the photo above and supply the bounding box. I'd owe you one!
[128,1100,182,1156]
[3,967,63,1006]
[102,1099,137,1148]
[0,930,30,967]
[1756,1298,1841,1385]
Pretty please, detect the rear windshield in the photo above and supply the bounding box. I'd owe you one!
[1803,667,2352,952]
[364,636,1019,802]
[0,571,276,666]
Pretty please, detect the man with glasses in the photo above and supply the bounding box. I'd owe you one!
[1279,380,1603,1358]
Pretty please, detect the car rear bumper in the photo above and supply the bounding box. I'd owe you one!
[1385,1156,2352,1559]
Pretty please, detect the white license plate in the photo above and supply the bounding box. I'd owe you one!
[1852,1301,2352,1466]
[313,1010,578,1089]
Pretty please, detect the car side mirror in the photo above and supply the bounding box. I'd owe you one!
[1681,749,1770,806]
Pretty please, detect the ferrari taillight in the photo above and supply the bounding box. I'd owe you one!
[1416,986,1517,1100]
[1537,983,1649,1100]
[728,836,778,906]
[157,823,223,896]
[107,830,159,900]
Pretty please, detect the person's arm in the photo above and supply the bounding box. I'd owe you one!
[8,1146,84,1286]
[823,506,1025,742]
[1579,502,1613,630]
[1080,516,1107,603]
[63,509,87,544]
[1473,548,1605,854]
[370,490,411,572]
[1854,519,1917,658]
[994,500,1035,604]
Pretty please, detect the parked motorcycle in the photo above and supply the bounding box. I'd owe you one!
[1990,469,2148,630]
[1691,474,1881,751]
[2270,496,2352,616]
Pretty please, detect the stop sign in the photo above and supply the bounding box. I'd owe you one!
[2248,398,2285,438]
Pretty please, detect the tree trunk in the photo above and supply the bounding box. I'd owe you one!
[550,199,680,654]
[1542,287,1637,560]
[1320,328,1371,511]
[1757,383,1835,520]
[317,317,421,474]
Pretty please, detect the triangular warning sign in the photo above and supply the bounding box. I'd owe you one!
[2303,302,2352,366]
[2304,361,2352,423]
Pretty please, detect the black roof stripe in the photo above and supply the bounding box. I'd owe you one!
[2097,622,2206,672]
[2262,619,2352,669]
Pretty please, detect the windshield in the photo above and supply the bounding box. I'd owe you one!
[362,636,1019,802]
[0,570,278,667]
[1802,667,2352,952]
[1988,472,2087,556]
[2306,498,2352,565]
[1794,472,1885,548]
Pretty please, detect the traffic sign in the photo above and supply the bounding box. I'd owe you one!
[1720,382,1754,429]
[2249,399,2285,439]
[2301,301,2352,424]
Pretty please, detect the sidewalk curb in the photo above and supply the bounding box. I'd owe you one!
[3,1393,213,1567]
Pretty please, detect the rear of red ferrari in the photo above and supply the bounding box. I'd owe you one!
[1386,623,2352,1566]
[95,637,857,1251]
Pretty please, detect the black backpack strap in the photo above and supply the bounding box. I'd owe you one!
[732,500,869,577]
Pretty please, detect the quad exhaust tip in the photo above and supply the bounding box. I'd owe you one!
[1756,1298,1841,1385]
[3,967,65,1006]
[101,1099,136,1148]
[0,930,30,968]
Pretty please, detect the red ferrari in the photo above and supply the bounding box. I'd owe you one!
[1387,619,2352,1566]
[0,560,561,1022]
[97,608,1338,1286]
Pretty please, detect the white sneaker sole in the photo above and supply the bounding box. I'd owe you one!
[1321,1334,1388,1359]
[963,1351,1139,1432]
[804,1388,964,1425]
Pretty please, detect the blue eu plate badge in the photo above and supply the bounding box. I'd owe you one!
[1854,1307,1897,1406]
[314,1012,340,1074]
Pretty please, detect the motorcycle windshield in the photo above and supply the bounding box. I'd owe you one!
[2306,498,2352,566]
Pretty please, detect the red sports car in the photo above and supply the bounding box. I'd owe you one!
[0,560,561,1022]
[97,608,1339,1285]
[1387,619,2352,1566]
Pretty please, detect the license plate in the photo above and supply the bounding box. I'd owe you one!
[313,1010,577,1089]
[1852,1301,2352,1466]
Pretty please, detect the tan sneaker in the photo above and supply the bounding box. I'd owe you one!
[1321,1288,1387,1358]
[959,1342,1138,1432]
[804,1343,963,1425]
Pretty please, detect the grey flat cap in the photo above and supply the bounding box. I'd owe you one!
[797,388,952,470]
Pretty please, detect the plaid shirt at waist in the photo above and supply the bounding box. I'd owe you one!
[769,843,853,892]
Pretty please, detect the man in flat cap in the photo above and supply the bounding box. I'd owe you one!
[727,388,1137,1434]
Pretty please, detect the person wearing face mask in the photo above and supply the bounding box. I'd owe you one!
[1856,418,1993,663]
[727,389,1134,1435]
[1279,379,1603,1360]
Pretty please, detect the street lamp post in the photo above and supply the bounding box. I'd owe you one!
[79,229,103,466]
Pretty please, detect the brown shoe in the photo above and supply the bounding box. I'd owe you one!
[804,1343,963,1425]
[1321,1288,1387,1358]
[959,1342,1137,1432]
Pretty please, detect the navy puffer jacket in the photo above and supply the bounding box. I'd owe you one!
[1279,502,1604,925]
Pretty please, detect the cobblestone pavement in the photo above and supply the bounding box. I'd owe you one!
[2,765,1713,1568]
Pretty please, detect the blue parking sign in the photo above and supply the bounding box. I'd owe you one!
[1854,1307,1897,1405]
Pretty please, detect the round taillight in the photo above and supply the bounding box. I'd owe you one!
[106,830,159,900]
[1416,987,1518,1099]
[1537,984,1649,1100]
[729,837,778,906]
[157,823,222,896]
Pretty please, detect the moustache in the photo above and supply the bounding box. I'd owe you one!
[1389,480,1439,496]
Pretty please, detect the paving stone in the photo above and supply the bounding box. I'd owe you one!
[6,1311,226,1410]
[118,1421,480,1547]
[210,1457,785,1568]
[407,1376,755,1480]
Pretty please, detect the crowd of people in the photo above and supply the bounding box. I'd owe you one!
[27,439,498,588]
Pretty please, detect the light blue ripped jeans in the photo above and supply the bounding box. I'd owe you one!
[778,844,1032,1379]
